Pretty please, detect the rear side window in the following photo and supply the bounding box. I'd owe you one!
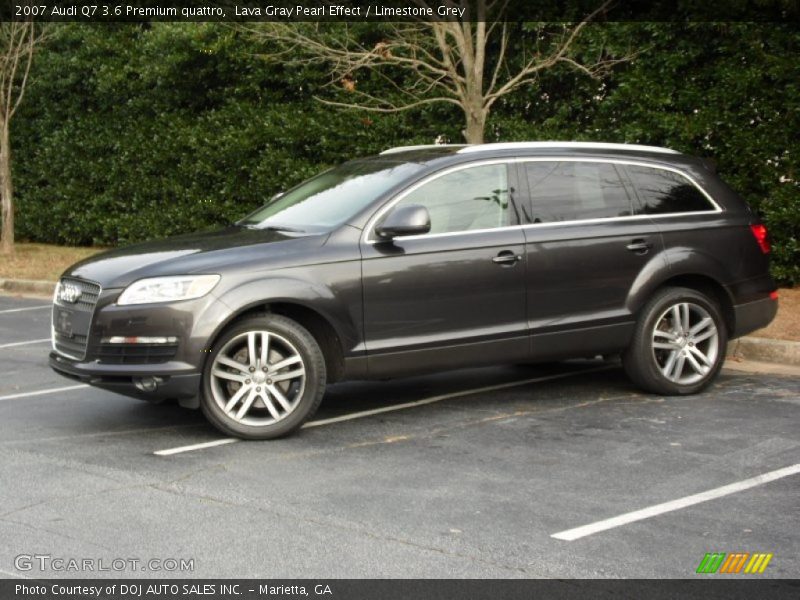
[524,161,632,223]
[626,165,716,214]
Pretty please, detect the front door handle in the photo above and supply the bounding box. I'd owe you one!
[626,239,653,255]
[492,251,522,265]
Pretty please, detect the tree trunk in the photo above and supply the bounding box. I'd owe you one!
[0,120,14,254]
[463,107,486,144]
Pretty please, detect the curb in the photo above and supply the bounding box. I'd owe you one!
[0,278,56,296]
[729,336,800,367]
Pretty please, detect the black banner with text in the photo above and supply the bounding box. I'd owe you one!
[2,0,799,22]
[4,579,800,600]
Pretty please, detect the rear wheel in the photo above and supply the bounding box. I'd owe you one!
[623,287,727,395]
[201,315,326,439]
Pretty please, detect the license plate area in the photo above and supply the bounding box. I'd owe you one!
[52,278,101,360]
[55,308,74,337]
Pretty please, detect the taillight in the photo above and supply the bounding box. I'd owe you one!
[750,224,771,254]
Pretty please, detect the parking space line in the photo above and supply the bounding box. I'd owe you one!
[154,364,614,456]
[0,384,89,402]
[0,338,50,349]
[154,438,239,456]
[0,305,49,314]
[551,462,800,542]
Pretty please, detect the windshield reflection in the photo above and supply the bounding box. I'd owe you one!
[240,160,424,232]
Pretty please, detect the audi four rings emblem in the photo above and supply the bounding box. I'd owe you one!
[58,283,82,304]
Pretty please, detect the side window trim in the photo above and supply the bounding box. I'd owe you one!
[614,161,646,214]
[515,157,722,230]
[612,162,638,216]
[363,157,722,243]
[521,159,634,225]
[506,161,525,227]
[618,163,720,216]
[509,161,533,226]
[364,159,519,243]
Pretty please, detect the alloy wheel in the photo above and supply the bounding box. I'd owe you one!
[651,301,719,385]
[209,330,306,427]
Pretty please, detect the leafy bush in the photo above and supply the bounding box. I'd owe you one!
[762,184,800,285]
[11,22,800,284]
[12,23,450,246]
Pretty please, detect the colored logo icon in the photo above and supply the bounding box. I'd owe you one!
[696,552,773,574]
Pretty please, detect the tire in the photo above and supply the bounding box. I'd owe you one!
[200,315,326,440]
[622,287,727,396]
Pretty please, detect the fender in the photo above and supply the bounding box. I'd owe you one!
[626,246,733,314]
[210,271,363,358]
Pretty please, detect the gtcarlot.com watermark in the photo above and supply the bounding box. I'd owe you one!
[14,554,195,573]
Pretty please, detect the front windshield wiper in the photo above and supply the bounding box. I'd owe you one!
[243,223,306,233]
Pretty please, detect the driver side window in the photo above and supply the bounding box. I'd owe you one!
[395,163,511,235]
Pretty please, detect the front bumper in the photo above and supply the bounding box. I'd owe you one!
[48,285,233,407]
[49,352,202,404]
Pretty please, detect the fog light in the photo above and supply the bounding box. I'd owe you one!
[134,376,162,392]
[103,336,178,344]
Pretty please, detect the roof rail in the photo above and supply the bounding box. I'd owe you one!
[457,141,679,155]
[380,144,466,155]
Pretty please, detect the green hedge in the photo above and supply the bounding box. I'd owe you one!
[11,22,799,284]
[12,24,446,246]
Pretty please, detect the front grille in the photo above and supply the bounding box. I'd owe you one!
[53,332,89,359]
[52,277,102,360]
[57,277,101,313]
[96,343,178,365]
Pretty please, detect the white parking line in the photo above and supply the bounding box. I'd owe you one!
[551,463,800,541]
[154,438,238,456]
[0,338,50,349]
[0,305,49,314]
[0,384,89,402]
[153,364,614,456]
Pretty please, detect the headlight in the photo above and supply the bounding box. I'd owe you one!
[117,275,220,305]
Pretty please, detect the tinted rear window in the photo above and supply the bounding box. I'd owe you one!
[626,165,715,214]
[524,161,632,223]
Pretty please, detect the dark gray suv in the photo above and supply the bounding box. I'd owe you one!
[50,142,778,439]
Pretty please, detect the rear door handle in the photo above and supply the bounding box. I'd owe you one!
[492,251,522,265]
[626,239,653,255]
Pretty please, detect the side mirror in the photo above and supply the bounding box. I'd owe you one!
[375,204,431,240]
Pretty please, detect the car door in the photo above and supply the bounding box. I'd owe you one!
[360,161,529,377]
[518,158,666,359]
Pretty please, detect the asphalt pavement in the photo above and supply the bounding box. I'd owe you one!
[1,294,798,579]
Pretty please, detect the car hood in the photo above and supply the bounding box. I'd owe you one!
[65,226,326,289]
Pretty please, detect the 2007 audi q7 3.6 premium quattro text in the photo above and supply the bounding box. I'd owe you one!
[50,142,778,439]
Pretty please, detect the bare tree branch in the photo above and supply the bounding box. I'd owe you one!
[485,0,617,106]
[316,94,463,113]
[245,0,629,143]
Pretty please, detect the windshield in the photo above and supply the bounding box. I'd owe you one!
[239,160,424,232]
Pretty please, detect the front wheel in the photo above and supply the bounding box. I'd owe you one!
[200,315,326,439]
[623,287,727,396]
